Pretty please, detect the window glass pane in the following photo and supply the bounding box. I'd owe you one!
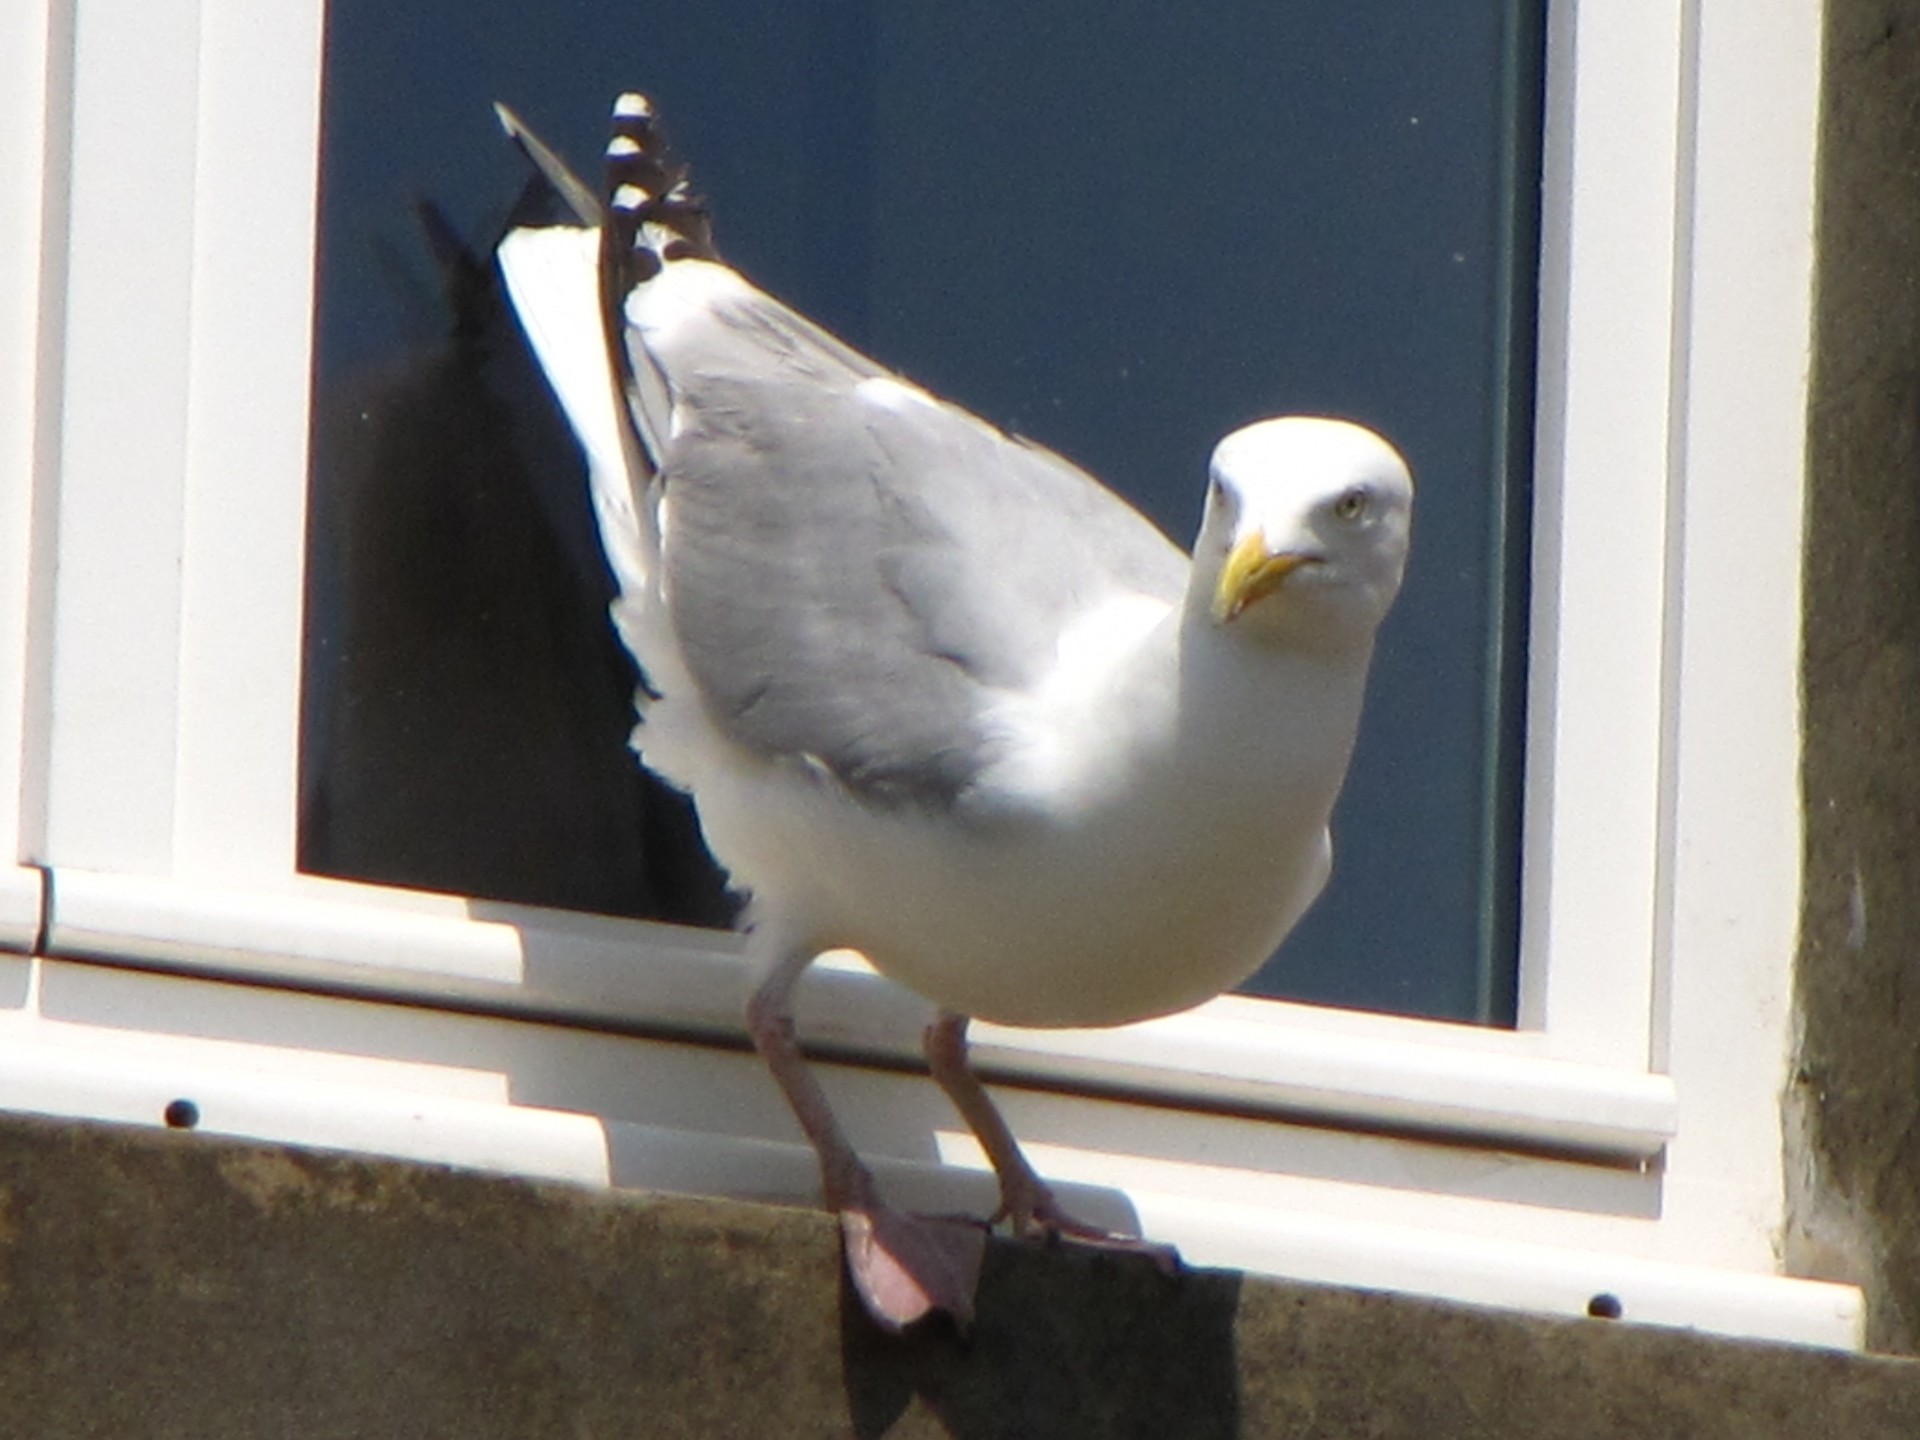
[301,1,1542,1023]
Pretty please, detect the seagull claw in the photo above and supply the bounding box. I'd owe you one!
[840,1206,989,1332]
[998,1188,1183,1276]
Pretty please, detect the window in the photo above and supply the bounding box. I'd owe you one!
[301,0,1540,1025]
[0,0,1860,1348]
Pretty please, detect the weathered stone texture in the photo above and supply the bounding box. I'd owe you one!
[1796,0,1920,1355]
[1,1116,1916,1439]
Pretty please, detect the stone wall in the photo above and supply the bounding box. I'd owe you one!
[2,1115,1916,1439]
[1793,0,1920,1355]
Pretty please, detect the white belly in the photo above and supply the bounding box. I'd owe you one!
[689,745,1334,1028]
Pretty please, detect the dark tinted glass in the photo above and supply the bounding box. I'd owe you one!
[302,2,1543,1023]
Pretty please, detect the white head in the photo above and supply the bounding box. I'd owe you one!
[1193,416,1413,651]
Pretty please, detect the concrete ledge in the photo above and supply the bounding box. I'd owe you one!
[1,1114,1917,1439]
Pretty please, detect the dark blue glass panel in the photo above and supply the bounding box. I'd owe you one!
[301,2,1542,1023]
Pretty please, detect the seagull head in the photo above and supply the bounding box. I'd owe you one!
[1194,416,1413,650]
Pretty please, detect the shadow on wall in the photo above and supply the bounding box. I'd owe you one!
[838,1242,1244,1440]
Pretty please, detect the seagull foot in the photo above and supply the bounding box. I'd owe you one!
[840,1206,989,1332]
[1037,1223,1183,1277]
[1004,1193,1182,1276]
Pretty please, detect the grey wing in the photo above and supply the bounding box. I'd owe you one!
[652,292,1188,810]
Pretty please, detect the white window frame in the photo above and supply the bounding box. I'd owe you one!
[0,0,1858,1348]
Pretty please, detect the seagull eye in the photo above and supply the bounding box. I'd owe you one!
[1332,487,1370,522]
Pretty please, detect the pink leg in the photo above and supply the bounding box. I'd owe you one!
[747,949,985,1331]
[745,948,874,1211]
[924,1011,1179,1272]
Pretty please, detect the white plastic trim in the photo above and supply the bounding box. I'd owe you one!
[1136,1188,1864,1352]
[0,1036,611,1189]
[1519,0,1686,1064]
[967,1009,1676,1158]
[24,0,322,880]
[33,0,205,872]
[0,0,54,884]
[172,0,323,884]
[1647,0,1819,1256]
[0,866,40,955]
[46,867,1677,1159]
[0,1038,1858,1352]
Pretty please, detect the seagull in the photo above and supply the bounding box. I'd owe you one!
[494,92,1413,1331]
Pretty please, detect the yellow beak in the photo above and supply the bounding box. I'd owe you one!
[1212,536,1315,622]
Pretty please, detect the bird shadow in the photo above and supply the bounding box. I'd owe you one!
[839,1239,1243,1440]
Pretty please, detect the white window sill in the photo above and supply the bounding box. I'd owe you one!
[44,866,1675,1159]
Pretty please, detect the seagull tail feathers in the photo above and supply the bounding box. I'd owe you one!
[493,93,712,724]
[594,91,713,481]
[601,91,718,272]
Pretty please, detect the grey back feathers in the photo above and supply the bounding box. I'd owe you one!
[501,93,1189,810]
[659,308,1186,807]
